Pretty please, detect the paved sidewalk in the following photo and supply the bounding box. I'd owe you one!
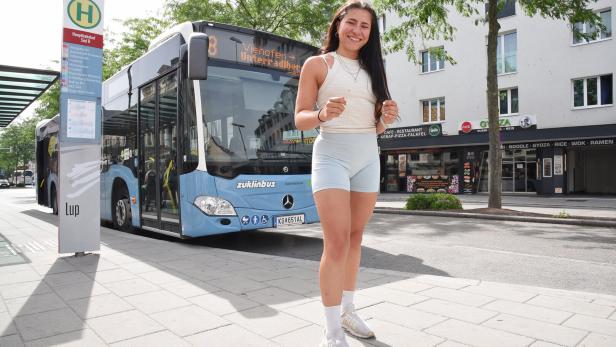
[1,207,616,346]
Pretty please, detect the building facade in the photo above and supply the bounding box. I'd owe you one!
[380,0,615,195]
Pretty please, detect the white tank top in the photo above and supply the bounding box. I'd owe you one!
[316,52,377,133]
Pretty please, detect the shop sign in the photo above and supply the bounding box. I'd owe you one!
[380,124,442,140]
[502,137,616,150]
[458,114,537,134]
[407,175,460,194]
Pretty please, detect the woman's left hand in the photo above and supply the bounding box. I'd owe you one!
[382,100,398,125]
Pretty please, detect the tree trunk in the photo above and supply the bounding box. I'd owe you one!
[487,0,502,209]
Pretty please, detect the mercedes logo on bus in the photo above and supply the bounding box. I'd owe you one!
[282,195,294,209]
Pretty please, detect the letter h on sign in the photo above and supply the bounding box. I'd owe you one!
[76,2,94,24]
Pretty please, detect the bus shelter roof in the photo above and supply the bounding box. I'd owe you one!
[0,65,59,128]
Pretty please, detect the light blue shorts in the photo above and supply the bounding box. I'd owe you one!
[311,132,380,193]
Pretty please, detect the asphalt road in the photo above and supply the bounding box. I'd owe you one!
[3,186,616,295]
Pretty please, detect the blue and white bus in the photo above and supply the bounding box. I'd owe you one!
[37,21,319,238]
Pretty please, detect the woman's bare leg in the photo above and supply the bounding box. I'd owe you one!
[344,191,378,291]
[314,188,351,306]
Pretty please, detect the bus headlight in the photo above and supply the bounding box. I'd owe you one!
[194,196,237,216]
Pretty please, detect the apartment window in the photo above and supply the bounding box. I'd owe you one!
[573,9,612,44]
[499,88,519,115]
[497,32,517,74]
[421,48,445,73]
[485,0,516,19]
[573,74,613,107]
[422,98,445,123]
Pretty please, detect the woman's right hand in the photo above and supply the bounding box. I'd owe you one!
[320,96,346,122]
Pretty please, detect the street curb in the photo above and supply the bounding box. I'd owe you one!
[373,207,616,228]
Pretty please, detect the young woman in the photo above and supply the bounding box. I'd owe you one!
[294,1,398,346]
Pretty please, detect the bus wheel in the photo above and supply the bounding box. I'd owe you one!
[51,186,58,215]
[113,192,132,232]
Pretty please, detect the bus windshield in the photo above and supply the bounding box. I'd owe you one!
[201,63,316,178]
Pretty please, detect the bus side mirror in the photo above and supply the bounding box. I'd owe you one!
[188,33,209,80]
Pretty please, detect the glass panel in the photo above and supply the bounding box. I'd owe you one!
[600,74,613,105]
[587,21,597,41]
[504,32,517,73]
[140,82,157,219]
[587,77,598,105]
[511,88,519,113]
[422,51,429,72]
[601,10,612,39]
[0,81,48,89]
[439,98,445,120]
[573,79,584,106]
[438,54,445,70]
[0,71,56,82]
[158,73,179,220]
[422,101,429,122]
[430,52,437,72]
[430,99,437,122]
[499,90,508,114]
[0,95,35,100]
[496,36,503,74]
[573,22,584,44]
[0,100,29,105]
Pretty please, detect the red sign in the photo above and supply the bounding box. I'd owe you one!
[461,121,472,134]
[63,28,103,49]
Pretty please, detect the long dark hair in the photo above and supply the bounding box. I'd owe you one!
[321,0,391,120]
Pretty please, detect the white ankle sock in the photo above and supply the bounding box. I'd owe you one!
[342,290,355,313]
[323,304,342,339]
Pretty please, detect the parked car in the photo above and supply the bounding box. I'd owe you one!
[0,178,9,188]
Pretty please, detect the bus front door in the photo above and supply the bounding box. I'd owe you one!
[138,72,180,234]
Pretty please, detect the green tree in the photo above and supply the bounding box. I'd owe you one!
[0,117,40,175]
[375,0,602,208]
[165,0,344,45]
[33,81,60,120]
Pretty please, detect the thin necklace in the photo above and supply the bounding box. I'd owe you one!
[335,52,361,83]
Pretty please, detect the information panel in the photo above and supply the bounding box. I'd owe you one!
[58,0,104,253]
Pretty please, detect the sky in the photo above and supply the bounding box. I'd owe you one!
[0,0,166,122]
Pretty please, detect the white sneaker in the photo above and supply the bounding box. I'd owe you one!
[319,332,350,347]
[341,305,375,339]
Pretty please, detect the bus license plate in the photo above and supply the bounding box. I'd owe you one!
[275,214,305,227]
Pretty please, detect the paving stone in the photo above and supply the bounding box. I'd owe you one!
[30,261,76,276]
[123,290,190,314]
[138,270,187,285]
[209,275,269,295]
[0,311,17,336]
[88,268,136,284]
[483,313,587,346]
[223,305,311,338]
[233,268,294,282]
[482,299,573,324]
[68,293,133,319]
[527,295,614,318]
[358,302,446,330]
[0,334,23,347]
[362,318,444,346]
[24,328,106,347]
[436,341,471,347]
[158,279,221,298]
[111,330,191,347]
[462,282,537,302]
[418,287,494,307]
[86,310,164,344]
[272,324,328,347]
[414,275,479,289]
[382,278,433,293]
[43,271,91,287]
[281,299,326,326]
[0,270,41,286]
[103,277,160,297]
[117,261,159,274]
[529,342,563,347]
[413,299,498,324]
[14,308,83,341]
[243,286,312,310]
[53,281,110,301]
[563,314,616,337]
[425,319,534,347]
[266,277,319,295]
[185,324,274,347]
[5,293,66,316]
[577,333,616,347]
[359,286,428,306]
[150,305,229,336]
[0,281,52,300]
[189,291,261,316]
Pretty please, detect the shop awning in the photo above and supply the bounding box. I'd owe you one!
[0,65,59,128]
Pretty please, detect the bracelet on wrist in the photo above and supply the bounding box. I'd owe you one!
[317,108,325,122]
